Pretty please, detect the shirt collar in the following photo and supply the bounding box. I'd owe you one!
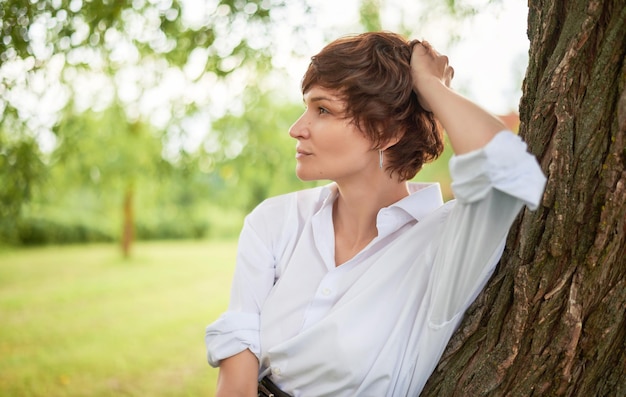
[390,182,444,222]
[370,182,443,238]
[313,182,444,260]
[318,183,339,208]
[316,181,444,222]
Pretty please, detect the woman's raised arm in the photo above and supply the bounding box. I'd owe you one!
[410,41,506,155]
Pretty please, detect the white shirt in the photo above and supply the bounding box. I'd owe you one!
[206,131,546,396]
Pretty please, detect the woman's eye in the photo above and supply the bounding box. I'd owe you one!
[318,107,329,115]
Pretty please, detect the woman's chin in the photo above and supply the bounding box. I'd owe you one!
[295,168,324,182]
[296,174,316,182]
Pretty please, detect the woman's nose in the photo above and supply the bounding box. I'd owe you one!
[289,113,308,139]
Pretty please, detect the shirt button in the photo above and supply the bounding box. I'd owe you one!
[322,288,331,296]
[272,367,282,376]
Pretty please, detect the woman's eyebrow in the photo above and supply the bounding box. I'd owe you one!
[303,95,341,104]
[311,96,338,102]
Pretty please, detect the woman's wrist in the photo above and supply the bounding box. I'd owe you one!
[413,76,452,114]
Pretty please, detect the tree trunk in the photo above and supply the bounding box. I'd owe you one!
[121,184,134,258]
[421,0,626,395]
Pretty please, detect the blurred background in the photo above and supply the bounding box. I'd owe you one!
[1,0,527,395]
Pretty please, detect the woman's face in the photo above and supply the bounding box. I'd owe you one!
[289,86,377,182]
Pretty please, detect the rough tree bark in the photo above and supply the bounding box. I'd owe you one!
[421,0,626,395]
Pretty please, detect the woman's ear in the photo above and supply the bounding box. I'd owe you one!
[381,133,403,150]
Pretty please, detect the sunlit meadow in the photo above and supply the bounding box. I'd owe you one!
[0,240,236,396]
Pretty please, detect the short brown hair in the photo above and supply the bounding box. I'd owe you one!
[301,32,444,181]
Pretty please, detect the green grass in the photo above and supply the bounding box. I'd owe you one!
[0,240,238,396]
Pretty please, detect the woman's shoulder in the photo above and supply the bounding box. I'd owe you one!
[249,183,332,221]
[242,185,331,250]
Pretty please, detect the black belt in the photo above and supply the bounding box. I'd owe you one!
[258,376,292,397]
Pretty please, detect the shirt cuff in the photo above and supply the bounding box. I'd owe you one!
[205,311,261,367]
[449,130,546,209]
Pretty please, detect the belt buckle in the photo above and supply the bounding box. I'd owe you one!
[258,381,275,397]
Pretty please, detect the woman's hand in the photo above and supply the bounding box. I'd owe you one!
[410,41,455,112]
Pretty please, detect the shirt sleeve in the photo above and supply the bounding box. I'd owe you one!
[205,311,260,367]
[428,130,546,327]
[205,201,282,367]
[449,130,546,209]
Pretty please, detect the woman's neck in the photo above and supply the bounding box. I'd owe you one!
[332,179,409,265]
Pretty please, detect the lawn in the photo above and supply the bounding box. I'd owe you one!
[0,239,238,396]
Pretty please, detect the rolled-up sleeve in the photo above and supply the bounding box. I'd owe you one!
[450,130,546,209]
[429,130,546,327]
[205,311,260,367]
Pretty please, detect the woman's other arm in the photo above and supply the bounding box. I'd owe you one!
[410,41,506,155]
[215,349,259,397]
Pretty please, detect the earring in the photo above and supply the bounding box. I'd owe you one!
[379,149,384,169]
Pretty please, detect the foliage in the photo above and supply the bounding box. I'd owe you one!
[0,0,276,68]
[52,102,167,189]
[359,0,382,32]
[0,0,309,247]
[207,87,315,212]
[16,105,215,244]
[7,84,313,244]
[0,114,47,243]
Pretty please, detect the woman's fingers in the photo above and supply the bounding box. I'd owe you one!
[446,65,454,87]
[410,40,455,109]
[411,41,453,83]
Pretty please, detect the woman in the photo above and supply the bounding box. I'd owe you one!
[206,32,546,396]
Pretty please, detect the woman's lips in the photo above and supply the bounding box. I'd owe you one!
[296,149,312,158]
